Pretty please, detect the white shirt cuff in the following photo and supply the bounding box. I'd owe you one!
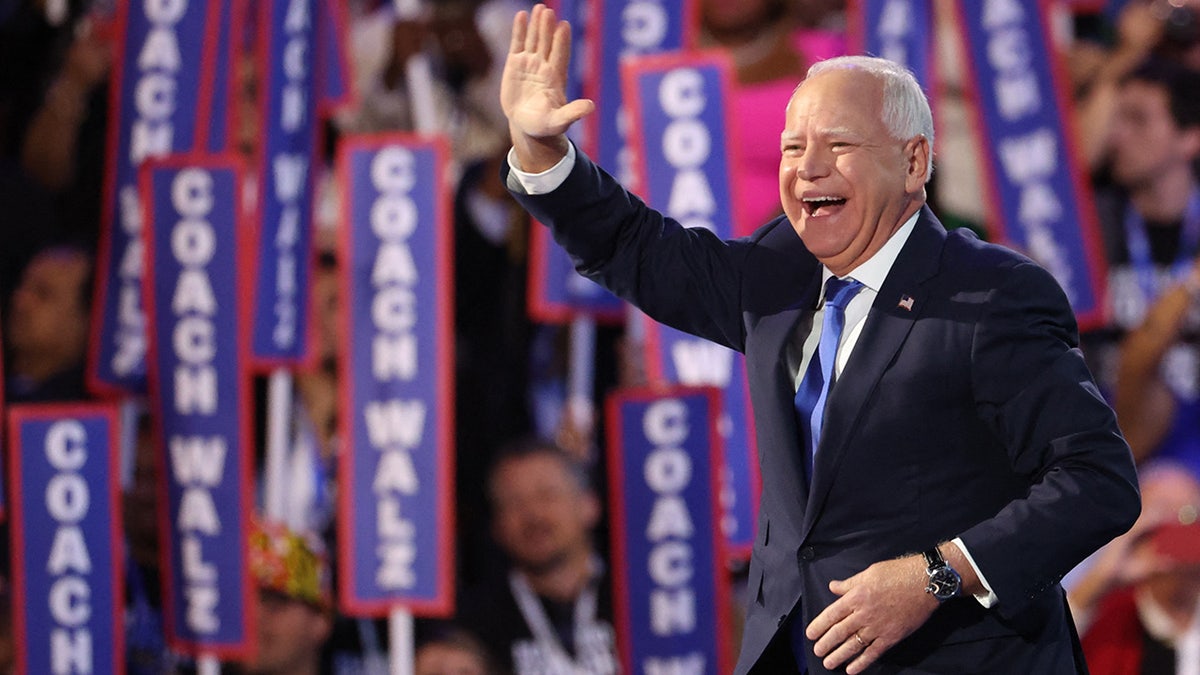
[506,143,576,195]
[952,537,999,608]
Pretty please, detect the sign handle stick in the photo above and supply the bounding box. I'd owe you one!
[394,0,437,135]
[117,398,142,490]
[568,315,596,458]
[389,608,415,675]
[264,368,293,521]
[199,654,220,675]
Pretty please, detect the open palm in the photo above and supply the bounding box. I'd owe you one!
[501,4,594,140]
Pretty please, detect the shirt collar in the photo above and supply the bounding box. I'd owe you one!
[821,209,921,295]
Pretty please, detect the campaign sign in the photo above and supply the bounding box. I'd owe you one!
[848,0,935,93]
[953,0,1107,329]
[526,0,626,324]
[91,0,215,394]
[253,0,320,366]
[528,227,627,323]
[336,135,454,616]
[529,0,698,324]
[606,387,732,675]
[203,0,240,154]
[587,0,695,184]
[8,404,124,675]
[143,158,255,657]
[550,0,592,151]
[623,52,759,557]
[317,0,354,114]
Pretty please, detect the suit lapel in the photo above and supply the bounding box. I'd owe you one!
[801,208,947,539]
[745,268,822,514]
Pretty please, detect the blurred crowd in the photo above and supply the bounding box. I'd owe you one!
[4,0,1200,673]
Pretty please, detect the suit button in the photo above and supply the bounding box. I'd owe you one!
[778,615,787,627]
[797,546,815,562]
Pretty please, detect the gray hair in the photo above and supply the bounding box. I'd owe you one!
[805,55,935,181]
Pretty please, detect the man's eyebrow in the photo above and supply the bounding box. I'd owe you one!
[781,126,860,141]
[822,126,858,138]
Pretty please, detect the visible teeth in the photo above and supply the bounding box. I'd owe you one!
[803,196,843,202]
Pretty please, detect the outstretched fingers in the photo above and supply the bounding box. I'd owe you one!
[523,4,541,53]
[550,20,571,89]
[510,9,528,55]
[536,5,556,60]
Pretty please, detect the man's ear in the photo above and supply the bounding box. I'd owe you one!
[904,135,931,193]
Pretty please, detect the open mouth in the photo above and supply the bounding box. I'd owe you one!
[803,195,847,216]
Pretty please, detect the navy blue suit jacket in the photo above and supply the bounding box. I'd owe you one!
[507,149,1140,674]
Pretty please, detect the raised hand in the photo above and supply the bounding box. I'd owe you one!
[501,4,594,170]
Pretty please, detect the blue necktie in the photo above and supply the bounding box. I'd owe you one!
[794,277,863,483]
[790,277,863,672]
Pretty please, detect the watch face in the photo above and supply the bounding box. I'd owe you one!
[927,566,961,601]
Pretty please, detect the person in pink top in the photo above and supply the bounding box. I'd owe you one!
[699,0,846,236]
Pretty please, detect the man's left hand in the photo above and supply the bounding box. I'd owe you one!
[805,555,938,674]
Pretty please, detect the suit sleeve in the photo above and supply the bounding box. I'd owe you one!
[962,261,1140,620]
[505,147,754,352]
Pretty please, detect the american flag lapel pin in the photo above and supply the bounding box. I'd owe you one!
[898,295,915,311]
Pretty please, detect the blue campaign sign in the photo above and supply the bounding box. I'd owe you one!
[606,387,732,675]
[527,0,697,324]
[203,0,238,154]
[143,158,255,657]
[253,0,319,365]
[550,0,592,151]
[527,228,627,324]
[317,0,354,114]
[588,0,695,182]
[623,52,759,557]
[8,404,124,675]
[953,0,1107,329]
[91,0,215,395]
[336,135,454,617]
[527,0,623,325]
[849,0,935,93]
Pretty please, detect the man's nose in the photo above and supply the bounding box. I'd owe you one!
[793,147,831,181]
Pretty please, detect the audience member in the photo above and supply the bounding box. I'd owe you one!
[1115,257,1200,468]
[342,0,523,178]
[1072,0,1171,170]
[18,12,111,193]
[2,5,111,246]
[699,0,844,237]
[123,414,172,675]
[459,439,617,675]
[239,520,335,675]
[4,242,92,402]
[1081,58,1200,470]
[415,626,496,675]
[1076,462,1200,673]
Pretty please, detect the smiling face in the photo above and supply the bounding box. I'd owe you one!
[779,68,929,276]
[1110,79,1200,191]
[490,452,599,574]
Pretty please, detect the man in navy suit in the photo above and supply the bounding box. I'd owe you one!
[498,5,1141,673]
